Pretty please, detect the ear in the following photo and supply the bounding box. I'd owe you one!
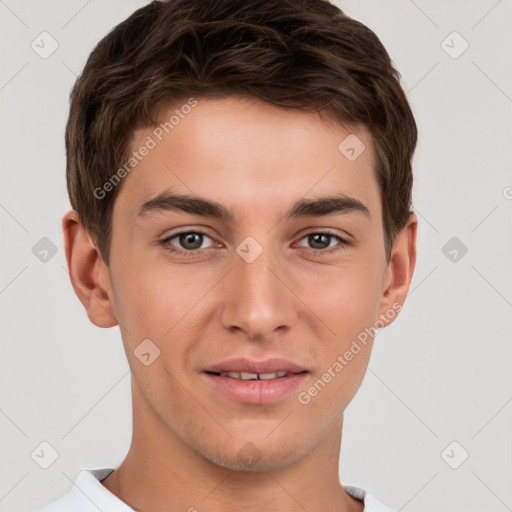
[377,213,417,327]
[62,210,118,328]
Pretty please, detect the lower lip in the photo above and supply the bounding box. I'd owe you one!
[203,372,308,404]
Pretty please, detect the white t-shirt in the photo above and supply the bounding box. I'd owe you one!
[34,468,396,512]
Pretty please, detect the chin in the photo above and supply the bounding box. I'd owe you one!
[190,432,315,473]
[204,446,303,473]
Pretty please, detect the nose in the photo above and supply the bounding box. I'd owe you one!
[219,242,298,341]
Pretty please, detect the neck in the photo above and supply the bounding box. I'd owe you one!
[101,381,363,512]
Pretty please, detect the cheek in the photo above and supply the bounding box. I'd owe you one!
[111,259,203,336]
[109,259,216,386]
[296,272,378,414]
[296,256,384,339]
[109,266,193,390]
[293,256,383,400]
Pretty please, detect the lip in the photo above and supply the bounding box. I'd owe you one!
[202,357,308,405]
[203,357,307,374]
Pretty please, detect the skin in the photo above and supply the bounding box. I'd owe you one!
[63,96,417,512]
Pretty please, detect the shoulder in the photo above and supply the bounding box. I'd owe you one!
[343,484,397,512]
[32,468,129,512]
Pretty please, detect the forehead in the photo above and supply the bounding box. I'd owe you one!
[114,96,380,223]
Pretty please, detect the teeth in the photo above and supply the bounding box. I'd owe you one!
[219,371,289,380]
[259,371,287,379]
[225,372,241,379]
[240,372,259,380]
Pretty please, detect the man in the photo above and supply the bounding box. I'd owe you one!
[36,0,417,510]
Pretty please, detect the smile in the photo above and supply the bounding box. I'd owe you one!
[215,371,289,380]
[203,372,308,405]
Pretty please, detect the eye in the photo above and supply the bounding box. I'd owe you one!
[296,231,349,254]
[160,229,350,258]
[161,230,216,255]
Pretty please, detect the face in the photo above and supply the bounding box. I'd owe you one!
[85,96,413,472]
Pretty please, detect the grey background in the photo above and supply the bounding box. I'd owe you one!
[1,1,511,511]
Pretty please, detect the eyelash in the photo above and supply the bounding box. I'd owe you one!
[160,230,350,258]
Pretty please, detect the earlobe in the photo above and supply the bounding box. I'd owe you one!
[62,210,118,328]
[378,214,417,325]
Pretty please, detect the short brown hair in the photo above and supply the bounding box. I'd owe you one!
[66,0,417,265]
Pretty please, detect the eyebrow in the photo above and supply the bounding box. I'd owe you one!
[137,191,370,221]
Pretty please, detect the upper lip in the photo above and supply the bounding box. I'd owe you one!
[203,357,307,374]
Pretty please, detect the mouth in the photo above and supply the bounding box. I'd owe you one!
[202,357,308,404]
[205,370,300,380]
